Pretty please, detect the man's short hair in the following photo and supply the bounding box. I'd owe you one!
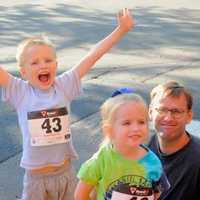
[150,80,193,110]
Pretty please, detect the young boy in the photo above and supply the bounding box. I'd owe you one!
[0,8,133,200]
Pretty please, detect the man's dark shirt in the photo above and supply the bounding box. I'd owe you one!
[149,132,200,200]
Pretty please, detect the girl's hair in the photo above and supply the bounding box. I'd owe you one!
[16,34,56,67]
[100,93,147,144]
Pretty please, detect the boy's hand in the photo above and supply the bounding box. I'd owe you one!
[117,8,134,33]
[75,8,134,79]
[0,66,11,87]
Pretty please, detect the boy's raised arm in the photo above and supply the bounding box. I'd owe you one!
[74,8,134,79]
[0,67,11,87]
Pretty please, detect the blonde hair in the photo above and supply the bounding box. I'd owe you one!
[16,35,56,66]
[100,93,147,143]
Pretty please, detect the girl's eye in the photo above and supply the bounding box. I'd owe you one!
[31,61,38,65]
[122,121,131,126]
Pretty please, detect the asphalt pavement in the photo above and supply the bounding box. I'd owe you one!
[0,1,200,199]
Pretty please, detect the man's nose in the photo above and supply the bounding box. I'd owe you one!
[163,111,174,120]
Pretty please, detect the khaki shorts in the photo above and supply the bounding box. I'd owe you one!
[22,163,77,200]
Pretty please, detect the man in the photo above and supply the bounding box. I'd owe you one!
[148,80,200,199]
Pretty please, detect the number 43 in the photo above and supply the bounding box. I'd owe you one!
[41,118,62,134]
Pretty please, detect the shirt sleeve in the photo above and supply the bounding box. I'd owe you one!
[56,68,83,102]
[77,150,103,185]
[1,75,27,109]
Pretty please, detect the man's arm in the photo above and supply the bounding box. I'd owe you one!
[0,67,11,87]
[74,8,134,79]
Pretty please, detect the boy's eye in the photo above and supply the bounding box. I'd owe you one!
[45,59,53,63]
[138,120,146,124]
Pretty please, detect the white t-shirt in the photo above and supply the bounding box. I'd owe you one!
[2,68,82,169]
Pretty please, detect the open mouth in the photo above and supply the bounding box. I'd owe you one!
[38,73,50,83]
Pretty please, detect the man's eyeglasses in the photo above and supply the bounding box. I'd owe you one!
[155,107,186,119]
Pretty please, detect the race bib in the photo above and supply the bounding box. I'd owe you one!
[105,178,154,200]
[111,191,154,200]
[28,107,71,146]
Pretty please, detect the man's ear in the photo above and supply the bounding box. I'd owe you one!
[186,110,193,124]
